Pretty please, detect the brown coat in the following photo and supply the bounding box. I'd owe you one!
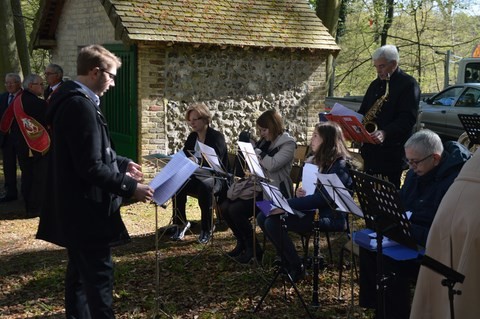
[410,149,480,319]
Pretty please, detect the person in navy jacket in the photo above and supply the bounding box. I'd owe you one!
[359,129,471,319]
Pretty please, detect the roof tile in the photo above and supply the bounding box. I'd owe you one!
[103,0,340,52]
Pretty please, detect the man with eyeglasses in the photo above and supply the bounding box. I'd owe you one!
[44,63,64,100]
[359,129,471,319]
[358,45,421,188]
[36,44,153,319]
[0,73,23,203]
[5,74,49,217]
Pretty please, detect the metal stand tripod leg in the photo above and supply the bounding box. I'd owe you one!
[153,204,172,318]
[253,214,314,319]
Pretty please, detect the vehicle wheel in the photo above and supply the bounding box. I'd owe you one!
[457,131,479,153]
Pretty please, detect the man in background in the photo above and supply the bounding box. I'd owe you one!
[358,44,420,188]
[43,63,64,101]
[0,73,23,203]
[11,74,49,217]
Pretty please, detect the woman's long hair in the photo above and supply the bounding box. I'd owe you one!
[312,122,350,171]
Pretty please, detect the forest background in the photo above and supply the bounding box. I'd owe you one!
[1,0,480,97]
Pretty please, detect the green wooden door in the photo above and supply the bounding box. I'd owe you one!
[101,44,138,161]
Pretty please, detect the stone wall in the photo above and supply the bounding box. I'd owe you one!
[140,43,328,160]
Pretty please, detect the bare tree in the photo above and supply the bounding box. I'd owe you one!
[11,0,31,76]
[0,0,22,81]
[316,0,343,96]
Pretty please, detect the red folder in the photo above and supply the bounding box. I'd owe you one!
[325,114,375,144]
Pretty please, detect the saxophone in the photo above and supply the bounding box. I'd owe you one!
[363,74,390,133]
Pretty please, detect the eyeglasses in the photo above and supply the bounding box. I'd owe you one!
[32,82,45,86]
[404,154,433,166]
[189,117,203,122]
[44,72,57,76]
[100,68,116,81]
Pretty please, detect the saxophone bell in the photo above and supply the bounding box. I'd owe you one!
[364,121,378,134]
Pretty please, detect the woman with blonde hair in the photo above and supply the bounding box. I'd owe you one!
[172,103,228,244]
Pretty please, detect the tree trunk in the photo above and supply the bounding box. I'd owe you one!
[0,0,21,81]
[316,0,342,97]
[11,0,30,77]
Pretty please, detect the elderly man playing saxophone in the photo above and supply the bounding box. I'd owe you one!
[358,44,421,188]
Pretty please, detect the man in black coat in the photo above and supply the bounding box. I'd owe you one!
[43,63,64,100]
[358,44,421,188]
[10,74,49,217]
[36,45,153,319]
[0,73,22,202]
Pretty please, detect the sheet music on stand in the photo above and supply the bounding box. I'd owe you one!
[316,173,363,217]
[149,151,199,206]
[237,141,266,179]
[196,141,227,175]
[458,113,480,145]
[258,182,295,216]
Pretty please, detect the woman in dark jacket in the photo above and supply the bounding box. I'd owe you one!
[171,103,228,244]
[257,121,353,282]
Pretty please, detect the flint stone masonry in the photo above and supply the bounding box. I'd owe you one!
[143,43,327,157]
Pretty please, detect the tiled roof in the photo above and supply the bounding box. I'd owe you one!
[102,0,340,52]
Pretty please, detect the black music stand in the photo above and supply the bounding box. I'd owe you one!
[147,151,199,318]
[418,254,465,319]
[253,182,314,319]
[315,173,364,317]
[458,114,480,146]
[184,142,232,266]
[350,169,418,319]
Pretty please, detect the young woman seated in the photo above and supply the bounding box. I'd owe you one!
[257,121,353,282]
[220,109,296,264]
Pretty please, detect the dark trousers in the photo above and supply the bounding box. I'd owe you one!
[1,134,18,198]
[258,210,347,267]
[17,154,47,214]
[359,247,419,319]
[172,176,214,231]
[65,247,115,319]
[220,197,259,245]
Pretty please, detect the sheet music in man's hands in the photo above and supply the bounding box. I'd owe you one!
[237,141,266,178]
[316,173,363,217]
[260,182,295,215]
[196,141,225,174]
[149,151,199,206]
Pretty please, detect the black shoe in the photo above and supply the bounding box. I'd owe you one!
[198,229,211,244]
[227,241,245,258]
[0,195,18,203]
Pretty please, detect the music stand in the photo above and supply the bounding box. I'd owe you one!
[418,254,465,319]
[253,182,314,319]
[237,141,271,265]
[316,172,363,316]
[350,169,418,319]
[183,141,232,266]
[458,114,480,146]
[147,151,199,318]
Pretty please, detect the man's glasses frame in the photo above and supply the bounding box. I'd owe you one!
[404,154,433,166]
[100,68,116,81]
